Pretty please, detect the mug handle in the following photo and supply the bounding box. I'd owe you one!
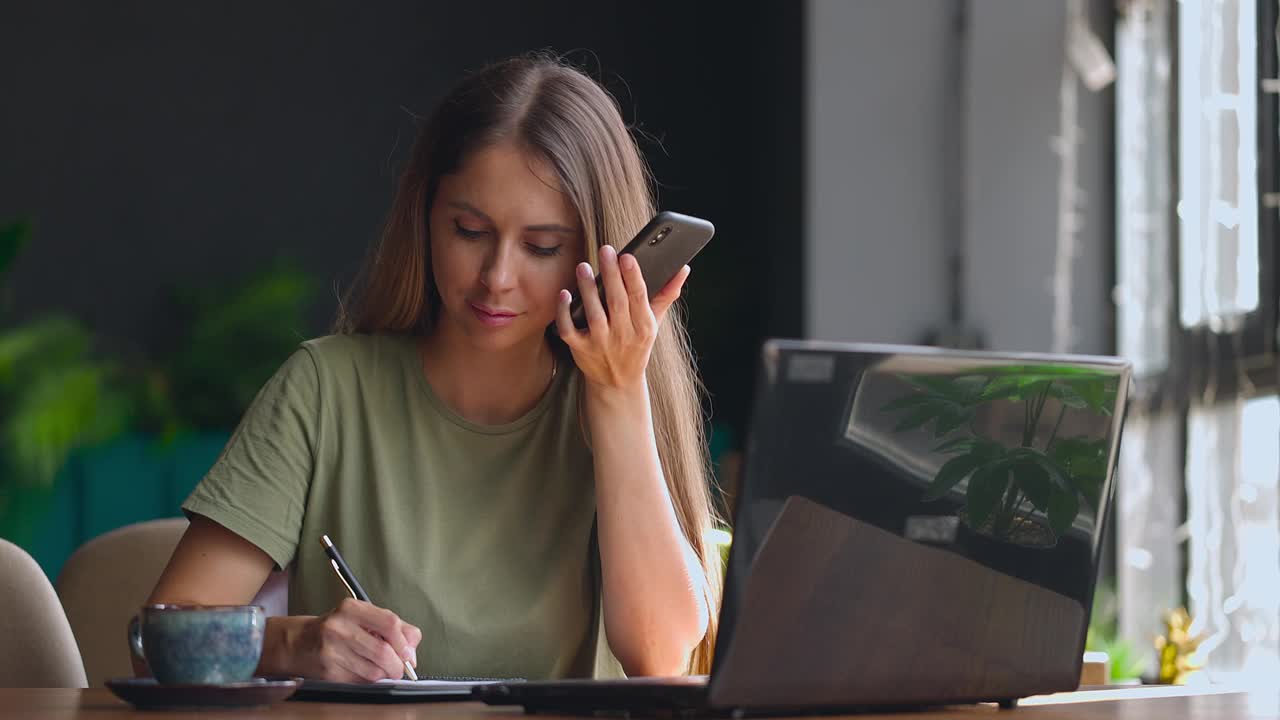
[127,614,152,678]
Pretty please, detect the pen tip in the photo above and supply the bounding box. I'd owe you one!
[321,534,333,548]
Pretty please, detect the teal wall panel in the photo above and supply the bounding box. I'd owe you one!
[8,432,231,581]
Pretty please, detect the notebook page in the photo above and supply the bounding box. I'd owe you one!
[373,678,506,688]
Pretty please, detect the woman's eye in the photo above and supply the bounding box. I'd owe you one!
[453,220,487,239]
[526,244,562,258]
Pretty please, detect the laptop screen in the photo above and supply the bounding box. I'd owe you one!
[711,340,1130,701]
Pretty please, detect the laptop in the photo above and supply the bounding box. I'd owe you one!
[475,339,1131,715]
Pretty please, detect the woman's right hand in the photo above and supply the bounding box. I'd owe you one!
[273,599,422,682]
[147,516,421,682]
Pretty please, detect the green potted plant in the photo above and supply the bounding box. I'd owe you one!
[1,221,320,578]
[0,219,130,545]
[881,365,1118,547]
[134,261,318,440]
[69,261,321,539]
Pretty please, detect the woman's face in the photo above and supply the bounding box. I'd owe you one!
[428,141,584,353]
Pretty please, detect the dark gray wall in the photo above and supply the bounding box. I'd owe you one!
[0,2,804,440]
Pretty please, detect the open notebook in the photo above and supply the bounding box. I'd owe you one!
[375,678,505,689]
[291,677,513,703]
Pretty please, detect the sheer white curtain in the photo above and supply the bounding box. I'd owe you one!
[1115,0,1182,665]
[1116,0,1279,679]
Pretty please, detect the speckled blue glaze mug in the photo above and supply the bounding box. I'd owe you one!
[127,605,265,685]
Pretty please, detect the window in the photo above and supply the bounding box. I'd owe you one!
[1115,0,1279,679]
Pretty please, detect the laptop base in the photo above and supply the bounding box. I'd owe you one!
[474,679,1024,717]
[474,677,710,716]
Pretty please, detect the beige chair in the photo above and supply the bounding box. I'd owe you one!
[56,517,290,686]
[0,538,87,687]
[56,518,188,687]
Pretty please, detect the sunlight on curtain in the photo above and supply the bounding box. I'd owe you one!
[1115,0,1182,658]
[1176,0,1274,678]
[1185,397,1280,677]
[1177,0,1259,330]
[1117,0,1174,377]
[1116,0,1277,680]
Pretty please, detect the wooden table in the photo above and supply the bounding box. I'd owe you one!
[2,685,1274,719]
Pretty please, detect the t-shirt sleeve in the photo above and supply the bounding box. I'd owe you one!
[181,347,321,570]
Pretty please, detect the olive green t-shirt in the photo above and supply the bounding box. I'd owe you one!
[182,333,624,680]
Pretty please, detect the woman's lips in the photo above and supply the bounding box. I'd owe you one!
[470,302,518,327]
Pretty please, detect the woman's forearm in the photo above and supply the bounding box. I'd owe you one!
[587,379,709,676]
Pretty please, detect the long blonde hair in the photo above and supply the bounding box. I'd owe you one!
[334,52,723,674]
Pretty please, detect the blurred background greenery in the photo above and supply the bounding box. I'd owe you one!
[0,217,319,579]
[0,218,130,558]
[1085,581,1151,683]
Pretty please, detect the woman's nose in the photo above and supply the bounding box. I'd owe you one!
[480,241,517,291]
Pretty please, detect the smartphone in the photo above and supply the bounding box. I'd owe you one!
[568,211,715,330]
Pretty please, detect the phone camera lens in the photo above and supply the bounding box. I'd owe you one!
[649,226,671,245]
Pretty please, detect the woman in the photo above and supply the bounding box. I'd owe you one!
[147,52,723,683]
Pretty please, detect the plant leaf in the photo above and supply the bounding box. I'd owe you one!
[0,316,91,385]
[923,451,986,501]
[978,377,1024,402]
[965,463,1010,530]
[0,218,31,280]
[1068,377,1117,416]
[1047,486,1080,536]
[3,363,104,487]
[892,400,948,433]
[951,375,990,403]
[1012,461,1052,510]
[158,263,318,432]
[1005,447,1063,485]
[1048,382,1089,409]
[986,364,1103,379]
[1073,471,1104,512]
[932,407,973,438]
[1049,436,1108,508]
[970,438,1006,460]
[932,436,976,454]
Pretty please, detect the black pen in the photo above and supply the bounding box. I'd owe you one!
[320,534,419,681]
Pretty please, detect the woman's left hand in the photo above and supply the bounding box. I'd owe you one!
[555,244,689,393]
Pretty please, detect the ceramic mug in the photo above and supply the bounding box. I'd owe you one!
[127,604,265,685]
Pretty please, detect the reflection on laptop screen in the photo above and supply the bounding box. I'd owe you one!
[714,341,1130,700]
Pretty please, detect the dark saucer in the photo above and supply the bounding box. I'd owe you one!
[105,677,300,710]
